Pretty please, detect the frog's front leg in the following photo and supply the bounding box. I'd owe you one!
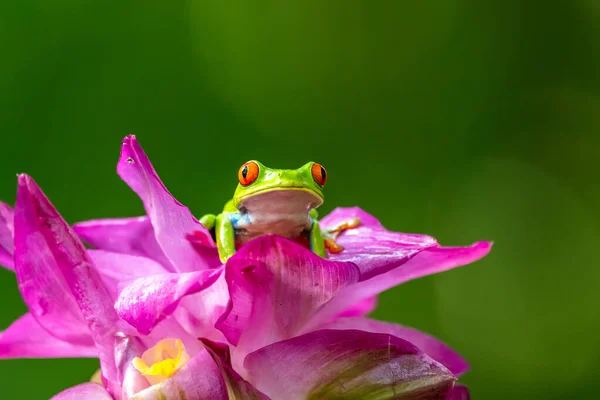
[215,213,236,263]
[309,220,327,258]
[199,214,216,230]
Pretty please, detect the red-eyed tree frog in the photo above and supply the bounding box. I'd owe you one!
[199,160,360,263]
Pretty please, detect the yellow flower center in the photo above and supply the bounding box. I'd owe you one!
[132,338,190,385]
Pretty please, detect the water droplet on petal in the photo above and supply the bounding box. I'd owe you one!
[126,157,134,164]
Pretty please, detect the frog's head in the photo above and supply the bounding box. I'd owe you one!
[232,160,326,210]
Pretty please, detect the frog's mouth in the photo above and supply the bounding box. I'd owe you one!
[236,187,323,211]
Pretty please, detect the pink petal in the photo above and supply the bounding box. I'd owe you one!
[332,295,378,319]
[116,269,223,335]
[116,336,151,398]
[322,207,438,280]
[132,348,229,400]
[320,206,383,229]
[88,250,168,298]
[311,241,492,327]
[117,135,218,272]
[173,272,230,342]
[14,176,93,346]
[15,175,122,394]
[446,385,470,400]
[0,313,97,359]
[201,339,270,399]
[0,201,14,270]
[74,216,173,270]
[321,317,469,376]
[215,236,359,364]
[245,329,455,400]
[51,383,113,400]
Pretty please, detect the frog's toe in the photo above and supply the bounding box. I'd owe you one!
[344,217,361,230]
[324,238,345,254]
[327,217,362,236]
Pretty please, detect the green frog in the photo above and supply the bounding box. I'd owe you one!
[199,160,360,263]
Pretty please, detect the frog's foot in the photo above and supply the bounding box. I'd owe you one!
[326,217,362,238]
[324,238,344,254]
[323,217,361,255]
[199,214,216,230]
[219,253,232,264]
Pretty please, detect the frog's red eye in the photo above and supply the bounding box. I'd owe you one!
[238,161,259,186]
[311,163,327,186]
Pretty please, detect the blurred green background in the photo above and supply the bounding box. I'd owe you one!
[1,1,599,398]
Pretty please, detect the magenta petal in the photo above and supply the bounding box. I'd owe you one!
[322,207,438,280]
[245,329,455,400]
[0,313,97,359]
[74,216,173,270]
[51,383,113,400]
[116,269,223,335]
[201,339,270,400]
[14,177,93,346]
[132,348,229,400]
[215,236,359,359]
[117,135,217,272]
[0,201,14,270]
[88,250,168,298]
[313,241,492,326]
[174,272,230,341]
[371,242,493,287]
[15,175,121,393]
[115,336,151,398]
[322,317,469,376]
[446,385,470,400]
[332,295,378,319]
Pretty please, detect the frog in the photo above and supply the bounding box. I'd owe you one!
[199,160,360,263]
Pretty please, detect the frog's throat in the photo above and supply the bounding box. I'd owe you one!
[234,187,323,209]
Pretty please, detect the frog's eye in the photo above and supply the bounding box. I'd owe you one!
[238,161,259,186]
[311,163,327,186]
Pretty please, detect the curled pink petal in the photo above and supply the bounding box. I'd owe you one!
[322,317,469,376]
[0,313,97,359]
[15,175,121,394]
[215,236,359,364]
[88,250,168,298]
[245,329,455,400]
[0,201,14,270]
[14,176,93,346]
[51,383,113,400]
[116,269,223,335]
[74,216,173,270]
[117,135,218,272]
[311,241,492,327]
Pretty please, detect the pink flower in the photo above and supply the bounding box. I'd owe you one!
[0,136,490,399]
